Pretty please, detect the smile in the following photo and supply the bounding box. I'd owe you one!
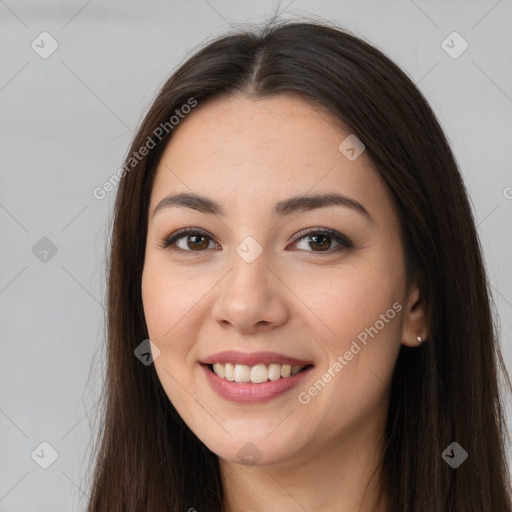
[200,363,314,404]
[210,362,309,383]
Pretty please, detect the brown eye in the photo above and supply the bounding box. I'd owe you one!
[159,228,217,252]
[184,234,210,251]
[291,228,353,253]
[306,234,332,251]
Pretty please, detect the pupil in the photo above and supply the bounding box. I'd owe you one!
[310,234,330,251]
[188,235,208,250]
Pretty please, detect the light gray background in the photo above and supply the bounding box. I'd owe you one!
[1,1,511,510]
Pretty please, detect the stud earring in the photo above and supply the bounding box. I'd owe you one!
[417,336,423,343]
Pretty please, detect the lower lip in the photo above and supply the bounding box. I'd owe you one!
[201,364,313,404]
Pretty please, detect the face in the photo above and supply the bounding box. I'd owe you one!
[141,93,424,467]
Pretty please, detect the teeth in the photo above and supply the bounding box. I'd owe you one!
[291,365,303,375]
[234,364,250,382]
[211,362,307,383]
[250,364,268,384]
[224,363,235,381]
[212,363,225,379]
[268,363,281,381]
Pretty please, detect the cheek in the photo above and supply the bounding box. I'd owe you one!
[290,259,404,352]
[142,247,197,317]
[141,261,203,413]
[291,269,404,433]
[288,260,405,423]
[141,259,198,355]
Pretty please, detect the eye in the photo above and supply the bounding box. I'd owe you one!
[289,227,353,253]
[158,227,353,254]
[158,228,219,252]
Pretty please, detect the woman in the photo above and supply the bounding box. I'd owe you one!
[86,18,512,512]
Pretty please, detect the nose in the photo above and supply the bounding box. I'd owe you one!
[211,251,290,335]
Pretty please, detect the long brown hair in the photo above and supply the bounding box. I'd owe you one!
[85,18,512,511]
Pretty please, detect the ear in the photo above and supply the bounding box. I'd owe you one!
[401,281,428,347]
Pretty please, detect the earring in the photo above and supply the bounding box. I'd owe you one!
[417,336,423,343]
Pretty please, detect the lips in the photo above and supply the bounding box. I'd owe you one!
[201,363,313,403]
[200,351,314,403]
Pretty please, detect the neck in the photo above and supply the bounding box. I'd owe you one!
[219,418,389,512]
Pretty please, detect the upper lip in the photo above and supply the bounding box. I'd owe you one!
[201,351,314,367]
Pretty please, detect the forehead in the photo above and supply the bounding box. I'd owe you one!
[149,94,392,220]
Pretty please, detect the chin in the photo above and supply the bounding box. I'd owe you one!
[194,424,306,467]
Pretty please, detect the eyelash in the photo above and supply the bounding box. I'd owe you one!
[157,227,353,255]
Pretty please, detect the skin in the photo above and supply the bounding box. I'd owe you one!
[141,93,427,512]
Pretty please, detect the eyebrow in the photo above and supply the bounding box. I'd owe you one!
[152,192,372,221]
